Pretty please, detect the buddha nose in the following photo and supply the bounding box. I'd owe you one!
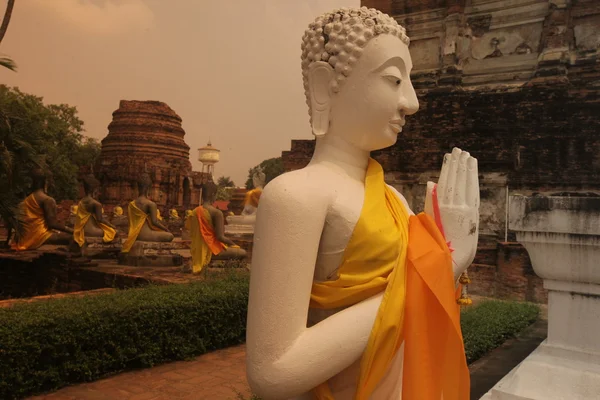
[398,79,419,116]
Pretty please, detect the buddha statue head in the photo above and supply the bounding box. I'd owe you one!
[113,206,124,217]
[31,168,49,192]
[82,174,101,198]
[185,209,194,218]
[70,205,78,215]
[201,181,218,204]
[137,173,153,197]
[169,209,179,219]
[302,7,419,151]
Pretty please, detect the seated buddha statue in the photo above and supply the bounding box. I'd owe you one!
[242,167,266,216]
[121,173,173,253]
[246,7,480,400]
[186,181,246,273]
[225,168,265,234]
[73,174,117,247]
[10,168,74,250]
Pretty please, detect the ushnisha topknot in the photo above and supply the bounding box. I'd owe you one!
[301,7,409,122]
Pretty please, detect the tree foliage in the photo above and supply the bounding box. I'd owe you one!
[245,157,284,189]
[217,176,235,188]
[0,85,101,231]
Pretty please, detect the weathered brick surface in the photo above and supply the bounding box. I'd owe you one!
[281,1,598,303]
[496,242,547,303]
[94,101,208,209]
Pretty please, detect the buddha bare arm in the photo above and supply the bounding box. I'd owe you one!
[211,209,236,246]
[147,203,169,231]
[42,197,73,234]
[93,201,115,229]
[246,177,384,400]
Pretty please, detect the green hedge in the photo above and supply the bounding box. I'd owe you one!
[461,300,540,363]
[0,272,249,400]
[0,275,539,400]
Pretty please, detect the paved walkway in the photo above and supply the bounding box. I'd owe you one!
[28,345,250,400]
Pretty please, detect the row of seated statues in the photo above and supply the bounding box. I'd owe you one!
[7,169,246,272]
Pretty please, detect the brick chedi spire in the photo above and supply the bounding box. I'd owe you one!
[95,100,198,207]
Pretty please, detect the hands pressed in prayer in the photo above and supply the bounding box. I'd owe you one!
[424,147,480,280]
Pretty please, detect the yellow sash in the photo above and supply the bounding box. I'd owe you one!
[121,201,162,253]
[244,188,262,208]
[73,200,117,247]
[311,159,469,399]
[311,159,409,398]
[10,194,53,251]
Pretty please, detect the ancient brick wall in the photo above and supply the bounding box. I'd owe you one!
[281,0,598,303]
[95,100,205,209]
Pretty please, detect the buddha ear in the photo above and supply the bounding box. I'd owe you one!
[308,61,335,137]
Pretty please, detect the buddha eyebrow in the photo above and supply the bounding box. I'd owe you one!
[372,56,409,78]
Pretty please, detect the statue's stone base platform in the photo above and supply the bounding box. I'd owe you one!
[225,232,254,260]
[118,241,185,267]
[81,237,121,259]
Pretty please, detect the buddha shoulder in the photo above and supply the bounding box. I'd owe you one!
[260,168,335,210]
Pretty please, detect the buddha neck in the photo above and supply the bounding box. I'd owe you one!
[309,134,370,182]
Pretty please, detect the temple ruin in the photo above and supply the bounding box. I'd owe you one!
[282,0,600,302]
[94,100,208,210]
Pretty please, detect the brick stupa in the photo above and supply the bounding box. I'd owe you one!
[95,100,206,208]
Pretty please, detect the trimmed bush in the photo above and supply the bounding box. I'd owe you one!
[0,276,539,400]
[461,300,540,363]
[0,271,249,400]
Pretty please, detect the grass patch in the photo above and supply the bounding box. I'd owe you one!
[0,270,249,400]
[461,299,540,364]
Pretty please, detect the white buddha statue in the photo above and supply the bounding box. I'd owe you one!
[246,7,480,400]
[225,167,266,234]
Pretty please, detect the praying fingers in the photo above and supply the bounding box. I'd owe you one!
[424,147,480,280]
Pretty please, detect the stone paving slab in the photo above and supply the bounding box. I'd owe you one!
[28,345,251,400]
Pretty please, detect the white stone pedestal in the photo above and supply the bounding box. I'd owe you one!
[225,215,256,235]
[481,195,600,400]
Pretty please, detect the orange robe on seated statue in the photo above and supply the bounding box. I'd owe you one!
[186,206,226,273]
[310,159,469,400]
[10,194,53,251]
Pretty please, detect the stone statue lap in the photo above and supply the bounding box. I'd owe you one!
[73,174,117,247]
[187,181,246,273]
[122,173,173,253]
[10,168,74,250]
[246,7,480,400]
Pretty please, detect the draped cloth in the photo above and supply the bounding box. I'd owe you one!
[310,158,469,400]
[73,201,116,247]
[186,206,226,273]
[10,194,53,251]
[121,201,163,253]
[244,188,262,208]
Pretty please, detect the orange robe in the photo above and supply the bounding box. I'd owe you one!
[311,159,469,400]
[186,206,226,273]
[10,194,53,251]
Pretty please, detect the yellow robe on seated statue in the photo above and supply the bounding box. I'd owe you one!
[72,201,117,247]
[186,206,227,274]
[121,201,164,253]
[10,194,53,251]
[310,159,469,400]
[244,188,262,208]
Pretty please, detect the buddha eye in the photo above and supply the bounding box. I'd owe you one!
[384,75,402,86]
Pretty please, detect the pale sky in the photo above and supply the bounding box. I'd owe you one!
[0,0,358,186]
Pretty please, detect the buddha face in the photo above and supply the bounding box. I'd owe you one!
[328,34,418,151]
[303,7,419,152]
[308,34,418,152]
